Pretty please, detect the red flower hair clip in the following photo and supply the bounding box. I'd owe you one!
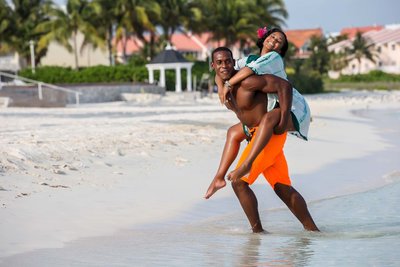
[257,26,268,38]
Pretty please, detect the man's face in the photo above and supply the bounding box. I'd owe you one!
[211,51,234,80]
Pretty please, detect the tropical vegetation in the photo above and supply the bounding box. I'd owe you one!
[1,0,389,93]
[1,0,288,65]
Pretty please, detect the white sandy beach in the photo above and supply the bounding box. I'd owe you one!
[1,90,400,265]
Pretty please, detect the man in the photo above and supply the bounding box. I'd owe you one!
[205,47,319,233]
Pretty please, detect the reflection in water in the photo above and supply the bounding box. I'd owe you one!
[271,236,313,267]
[235,233,314,267]
[238,234,261,267]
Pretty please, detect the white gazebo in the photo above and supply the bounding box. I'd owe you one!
[145,45,194,92]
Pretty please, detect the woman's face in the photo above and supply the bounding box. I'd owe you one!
[263,31,285,53]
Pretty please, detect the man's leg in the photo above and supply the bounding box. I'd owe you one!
[231,179,264,233]
[274,183,319,231]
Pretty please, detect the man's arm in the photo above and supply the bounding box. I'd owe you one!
[241,74,293,134]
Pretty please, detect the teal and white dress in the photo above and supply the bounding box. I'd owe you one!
[235,51,311,141]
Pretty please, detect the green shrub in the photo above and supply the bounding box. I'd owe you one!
[18,61,210,89]
[334,70,400,83]
[19,65,149,84]
[288,71,324,94]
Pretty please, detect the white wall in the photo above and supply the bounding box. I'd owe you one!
[328,40,400,77]
[40,32,110,68]
[0,52,24,72]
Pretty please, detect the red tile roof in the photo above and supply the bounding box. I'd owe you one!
[340,25,383,39]
[285,28,323,49]
[115,37,144,54]
[171,33,203,51]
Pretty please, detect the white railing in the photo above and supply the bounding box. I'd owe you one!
[0,71,81,105]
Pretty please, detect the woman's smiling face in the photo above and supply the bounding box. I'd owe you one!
[263,31,285,53]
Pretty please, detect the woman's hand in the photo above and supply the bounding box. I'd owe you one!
[222,80,232,104]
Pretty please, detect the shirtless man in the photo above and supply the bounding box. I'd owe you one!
[205,47,319,233]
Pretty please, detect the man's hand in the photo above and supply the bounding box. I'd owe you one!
[273,110,290,134]
[273,122,286,135]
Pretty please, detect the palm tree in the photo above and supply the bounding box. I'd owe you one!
[348,32,377,74]
[153,0,188,44]
[37,0,102,69]
[252,0,288,28]
[6,0,54,66]
[180,1,205,34]
[0,0,13,47]
[113,0,160,62]
[200,0,257,48]
[197,0,287,50]
[305,35,330,75]
[88,0,117,65]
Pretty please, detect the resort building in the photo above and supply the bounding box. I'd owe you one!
[285,28,324,59]
[114,32,242,63]
[40,31,110,68]
[328,25,400,77]
[0,51,23,73]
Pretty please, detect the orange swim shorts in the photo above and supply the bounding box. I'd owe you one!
[236,127,291,188]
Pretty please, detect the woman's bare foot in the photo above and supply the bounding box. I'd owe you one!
[204,177,226,199]
[227,162,252,182]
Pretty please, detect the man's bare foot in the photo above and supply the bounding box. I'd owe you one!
[304,224,320,232]
[204,177,226,199]
[227,162,252,182]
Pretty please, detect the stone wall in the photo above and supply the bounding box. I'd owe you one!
[0,83,165,107]
[0,85,67,107]
[66,83,165,104]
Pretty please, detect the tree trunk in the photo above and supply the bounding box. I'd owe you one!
[149,32,155,60]
[73,31,79,70]
[108,25,113,66]
[122,32,128,64]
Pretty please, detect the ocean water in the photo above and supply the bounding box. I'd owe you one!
[1,108,399,267]
[1,178,400,267]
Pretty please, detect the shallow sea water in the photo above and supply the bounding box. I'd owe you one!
[1,108,400,267]
[2,178,400,267]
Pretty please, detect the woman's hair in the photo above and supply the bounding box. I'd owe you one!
[256,27,288,58]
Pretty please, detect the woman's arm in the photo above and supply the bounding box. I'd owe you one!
[223,67,255,103]
[228,66,254,86]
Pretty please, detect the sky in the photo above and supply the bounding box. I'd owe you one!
[283,0,400,33]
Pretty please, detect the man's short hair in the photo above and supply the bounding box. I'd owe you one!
[211,47,233,61]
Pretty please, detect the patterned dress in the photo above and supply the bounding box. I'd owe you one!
[235,51,311,140]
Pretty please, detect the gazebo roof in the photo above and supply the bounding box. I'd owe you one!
[145,44,194,93]
[148,45,189,64]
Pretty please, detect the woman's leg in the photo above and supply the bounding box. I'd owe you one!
[228,109,280,182]
[205,123,247,199]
